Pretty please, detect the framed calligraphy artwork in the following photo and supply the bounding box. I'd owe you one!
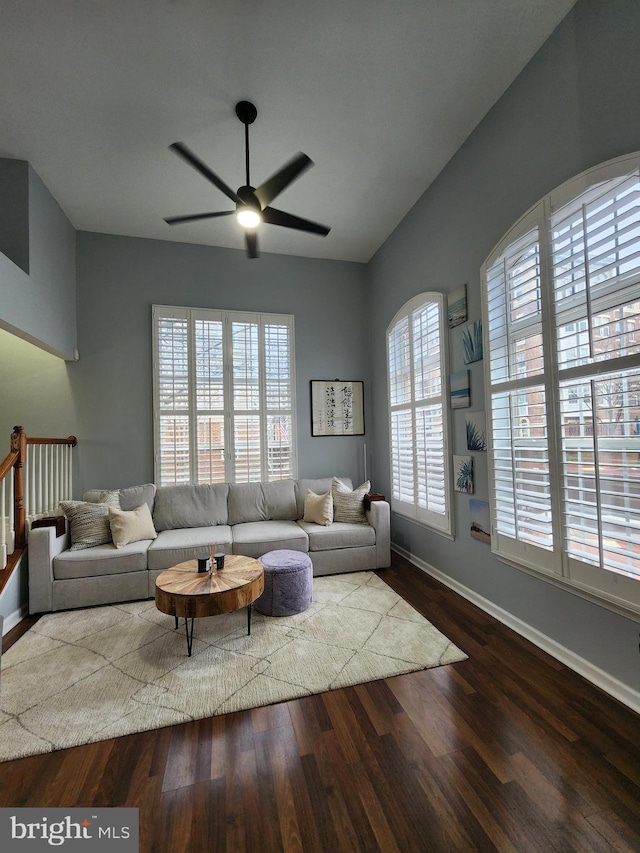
[310,380,365,436]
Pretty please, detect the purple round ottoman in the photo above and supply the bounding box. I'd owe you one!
[255,550,313,617]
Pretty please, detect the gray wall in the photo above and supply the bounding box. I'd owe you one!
[0,329,78,635]
[0,328,78,444]
[0,158,29,272]
[367,0,640,691]
[73,232,369,495]
[0,161,77,359]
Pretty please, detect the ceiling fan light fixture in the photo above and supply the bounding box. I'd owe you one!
[164,100,330,258]
[236,207,262,229]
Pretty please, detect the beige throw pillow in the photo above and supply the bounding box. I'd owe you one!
[331,478,370,524]
[109,503,158,548]
[303,489,333,526]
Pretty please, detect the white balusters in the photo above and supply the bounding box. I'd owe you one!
[25,442,74,524]
[1,476,7,570]
[0,433,76,569]
[0,470,15,570]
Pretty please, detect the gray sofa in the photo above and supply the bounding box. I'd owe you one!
[28,477,390,614]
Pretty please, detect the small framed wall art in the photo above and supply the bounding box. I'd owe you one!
[448,284,468,328]
[453,455,474,493]
[450,369,471,409]
[462,319,483,364]
[310,380,365,436]
[469,499,491,543]
[465,411,487,451]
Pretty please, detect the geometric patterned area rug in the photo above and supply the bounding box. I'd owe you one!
[0,571,467,763]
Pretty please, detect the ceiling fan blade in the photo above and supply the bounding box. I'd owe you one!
[245,231,259,259]
[164,211,234,225]
[262,206,331,236]
[169,142,242,205]
[254,153,313,209]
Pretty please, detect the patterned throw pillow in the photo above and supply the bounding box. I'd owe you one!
[303,489,333,526]
[331,479,370,524]
[60,490,120,550]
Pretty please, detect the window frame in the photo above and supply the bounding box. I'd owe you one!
[481,152,640,618]
[152,304,297,486]
[386,291,453,537]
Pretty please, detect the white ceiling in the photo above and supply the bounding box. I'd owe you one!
[0,0,576,263]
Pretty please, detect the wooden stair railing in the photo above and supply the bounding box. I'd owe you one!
[0,426,77,590]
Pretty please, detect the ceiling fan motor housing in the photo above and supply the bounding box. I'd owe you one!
[237,185,261,211]
[235,100,257,125]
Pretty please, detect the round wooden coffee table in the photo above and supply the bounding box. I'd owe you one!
[155,554,264,656]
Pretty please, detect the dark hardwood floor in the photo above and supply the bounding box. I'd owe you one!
[1,552,639,852]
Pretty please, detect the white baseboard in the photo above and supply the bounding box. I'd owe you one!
[2,605,28,636]
[393,544,640,716]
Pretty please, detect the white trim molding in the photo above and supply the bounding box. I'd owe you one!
[393,544,640,716]
[1,604,27,636]
[0,552,29,636]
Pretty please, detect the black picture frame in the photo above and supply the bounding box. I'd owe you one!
[310,380,365,436]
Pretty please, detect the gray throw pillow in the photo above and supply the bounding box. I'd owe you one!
[331,478,370,524]
[60,490,120,550]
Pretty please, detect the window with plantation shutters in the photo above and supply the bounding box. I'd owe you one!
[387,293,452,535]
[482,153,640,615]
[153,306,296,485]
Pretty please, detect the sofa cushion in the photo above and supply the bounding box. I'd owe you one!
[231,520,308,559]
[60,492,120,550]
[228,480,297,524]
[152,484,229,531]
[53,539,150,579]
[331,479,370,524]
[119,483,156,512]
[295,478,352,518]
[296,520,376,551]
[303,490,333,526]
[83,488,116,503]
[109,503,157,548]
[147,525,233,571]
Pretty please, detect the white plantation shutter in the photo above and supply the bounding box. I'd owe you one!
[482,153,640,614]
[391,410,414,504]
[233,415,262,482]
[387,293,452,535]
[549,164,640,600]
[485,214,554,569]
[230,318,261,483]
[551,170,640,369]
[153,306,296,485]
[264,322,294,480]
[415,405,446,515]
[156,311,190,484]
[194,316,224,484]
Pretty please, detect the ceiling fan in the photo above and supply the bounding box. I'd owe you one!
[164,100,331,258]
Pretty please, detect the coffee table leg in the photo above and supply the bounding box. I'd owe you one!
[247,603,252,636]
[185,617,195,656]
[174,615,179,630]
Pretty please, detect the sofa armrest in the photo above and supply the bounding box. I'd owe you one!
[28,524,70,614]
[366,500,391,568]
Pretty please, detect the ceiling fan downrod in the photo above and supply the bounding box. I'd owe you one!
[235,100,257,187]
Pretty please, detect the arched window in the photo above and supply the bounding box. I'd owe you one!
[387,292,452,535]
[482,153,640,614]
[518,417,530,438]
